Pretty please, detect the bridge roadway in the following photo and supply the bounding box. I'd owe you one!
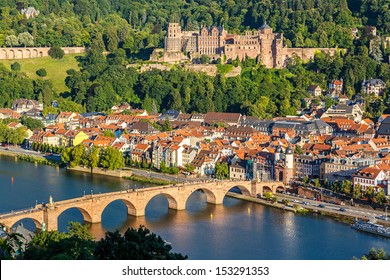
[0,180,285,231]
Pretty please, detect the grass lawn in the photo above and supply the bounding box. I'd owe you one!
[0,53,82,93]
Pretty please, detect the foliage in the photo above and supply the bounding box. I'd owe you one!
[22,222,95,260]
[48,46,65,60]
[94,226,187,260]
[99,146,124,170]
[215,162,229,179]
[20,116,44,130]
[36,68,47,77]
[84,146,100,172]
[125,175,173,185]
[185,164,195,173]
[102,130,116,137]
[10,62,21,71]
[0,123,28,145]
[358,248,390,260]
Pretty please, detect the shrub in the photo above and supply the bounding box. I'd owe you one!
[11,62,21,71]
[36,68,47,77]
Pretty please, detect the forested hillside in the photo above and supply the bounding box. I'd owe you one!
[0,0,388,50]
[0,0,390,119]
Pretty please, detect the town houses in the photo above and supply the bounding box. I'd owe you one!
[2,97,390,197]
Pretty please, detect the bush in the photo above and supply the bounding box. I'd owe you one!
[48,46,65,59]
[36,68,47,77]
[11,62,21,71]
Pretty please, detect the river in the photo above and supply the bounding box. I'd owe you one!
[1,155,389,259]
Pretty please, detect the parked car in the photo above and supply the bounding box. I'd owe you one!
[339,208,346,212]
[318,204,325,208]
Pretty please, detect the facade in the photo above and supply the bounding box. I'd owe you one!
[295,154,327,178]
[362,79,386,97]
[158,22,341,68]
[353,165,389,194]
[307,85,322,97]
[321,156,376,183]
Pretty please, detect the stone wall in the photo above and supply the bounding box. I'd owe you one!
[0,47,86,60]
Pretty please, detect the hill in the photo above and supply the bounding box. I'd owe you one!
[0,54,81,93]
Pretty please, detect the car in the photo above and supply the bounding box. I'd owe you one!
[339,208,346,212]
[318,204,326,208]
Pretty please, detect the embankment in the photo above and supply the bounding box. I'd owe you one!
[67,166,132,178]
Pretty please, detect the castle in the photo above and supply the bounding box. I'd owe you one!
[151,22,341,68]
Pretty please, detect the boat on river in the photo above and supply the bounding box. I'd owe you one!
[351,219,390,238]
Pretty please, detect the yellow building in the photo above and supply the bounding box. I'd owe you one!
[71,131,89,146]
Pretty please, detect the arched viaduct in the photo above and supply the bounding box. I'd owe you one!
[0,47,86,59]
[0,180,285,231]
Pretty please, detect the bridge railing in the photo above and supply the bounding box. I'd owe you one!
[0,205,42,219]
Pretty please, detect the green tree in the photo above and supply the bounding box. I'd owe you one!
[36,68,47,77]
[10,62,21,71]
[161,117,172,132]
[353,184,362,199]
[17,32,34,47]
[94,226,187,260]
[84,146,100,173]
[99,147,124,170]
[21,116,44,130]
[375,189,387,205]
[358,248,390,260]
[102,130,116,138]
[48,46,65,59]
[341,180,353,196]
[215,162,229,179]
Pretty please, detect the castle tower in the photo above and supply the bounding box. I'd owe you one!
[259,22,275,68]
[165,23,182,52]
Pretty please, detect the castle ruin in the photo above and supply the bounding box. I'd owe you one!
[151,22,342,68]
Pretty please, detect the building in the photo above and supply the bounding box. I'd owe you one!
[321,155,376,183]
[307,85,322,97]
[353,164,389,194]
[12,99,43,113]
[156,22,341,69]
[362,79,386,97]
[321,103,364,123]
[295,154,327,178]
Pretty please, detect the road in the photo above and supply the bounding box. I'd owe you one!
[127,167,203,183]
[0,146,45,158]
[275,193,389,224]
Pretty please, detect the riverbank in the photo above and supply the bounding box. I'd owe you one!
[0,150,60,167]
[67,166,132,178]
[123,174,173,185]
[226,192,297,213]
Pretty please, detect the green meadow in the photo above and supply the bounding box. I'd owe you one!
[1,54,82,93]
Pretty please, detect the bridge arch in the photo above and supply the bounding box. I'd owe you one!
[32,49,38,58]
[25,49,31,58]
[100,198,138,217]
[224,184,251,197]
[10,218,42,232]
[275,185,285,193]
[262,186,273,195]
[145,193,182,212]
[57,206,93,230]
[185,187,218,206]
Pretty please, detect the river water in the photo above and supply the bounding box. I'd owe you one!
[1,156,389,260]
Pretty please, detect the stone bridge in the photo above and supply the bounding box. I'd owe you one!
[0,47,86,59]
[0,180,285,231]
